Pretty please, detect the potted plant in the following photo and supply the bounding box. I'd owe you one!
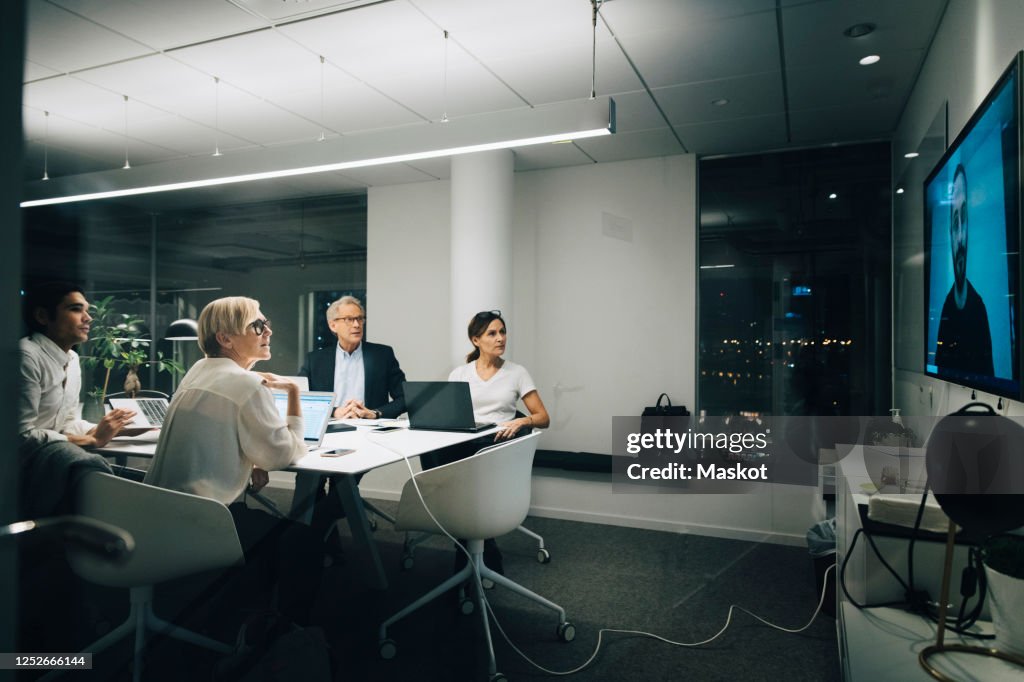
[78,296,185,405]
[982,533,1024,656]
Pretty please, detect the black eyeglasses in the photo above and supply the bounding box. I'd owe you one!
[474,310,502,320]
[248,318,271,335]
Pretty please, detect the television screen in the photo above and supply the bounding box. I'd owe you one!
[924,52,1022,399]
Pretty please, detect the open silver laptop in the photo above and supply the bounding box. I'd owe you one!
[271,390,334,450]
[109,397,169,428]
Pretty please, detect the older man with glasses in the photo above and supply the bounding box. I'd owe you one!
[298,294,406,420]
[298,295,407,561]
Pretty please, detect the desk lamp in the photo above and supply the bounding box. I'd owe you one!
[919,402,1024,680]
[163,319,198,392]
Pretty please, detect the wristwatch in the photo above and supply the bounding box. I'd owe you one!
[373,409,383,419]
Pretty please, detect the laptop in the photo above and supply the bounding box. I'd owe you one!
[404,381,495,433]
[109,397,169,428]
[271,390,335,450]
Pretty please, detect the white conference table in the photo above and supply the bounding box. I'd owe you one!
[100,421,498,590]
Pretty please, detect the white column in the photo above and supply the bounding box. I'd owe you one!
[450,149,514,367]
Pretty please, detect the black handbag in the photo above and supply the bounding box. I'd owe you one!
[641,393,689,417]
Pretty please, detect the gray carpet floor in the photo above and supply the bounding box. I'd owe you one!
[30,490,840,682]
[279,493,839,681]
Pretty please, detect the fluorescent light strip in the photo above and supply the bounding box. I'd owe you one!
[21,128,610,208]
[700,264,735,269]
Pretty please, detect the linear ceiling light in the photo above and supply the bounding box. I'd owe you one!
[22,97,615,208]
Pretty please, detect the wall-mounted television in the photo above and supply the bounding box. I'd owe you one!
[924,52,1022,400]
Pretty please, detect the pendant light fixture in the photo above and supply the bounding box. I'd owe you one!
[441,29,450,123]
[42,110,50,181]
[590,0,599,99]
[213,76,223,157]
[318,55,327,142]
[122,95,131,170]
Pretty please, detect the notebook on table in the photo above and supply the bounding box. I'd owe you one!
[271,390,335,450]
[109,397,169,428]
[403,381,495,433]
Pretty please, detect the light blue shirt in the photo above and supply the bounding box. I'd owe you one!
[333,342,365,407]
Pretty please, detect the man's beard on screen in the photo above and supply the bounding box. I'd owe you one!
[953,245,967,293]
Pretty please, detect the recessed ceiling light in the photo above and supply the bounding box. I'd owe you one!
[828,193,838,200]
[843,23,876,38]
[904,152,919,159]
[711,98,729,106]
[896,187,905,194]
[859,55,881,66]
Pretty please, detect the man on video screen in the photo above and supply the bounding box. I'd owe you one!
[935,163,994,376]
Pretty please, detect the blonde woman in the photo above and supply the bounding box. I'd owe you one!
[145,296,321,626]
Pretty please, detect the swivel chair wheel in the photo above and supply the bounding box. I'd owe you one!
[368,517,378,532]
[489,674,507,682]
[482,577,495,590]
[378,639,397,660]
[459,597,475,615]
[536,548,551,564]
[400,553,415,570]
[557,621,576,642]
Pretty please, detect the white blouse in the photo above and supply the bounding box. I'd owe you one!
[145,357,305,505]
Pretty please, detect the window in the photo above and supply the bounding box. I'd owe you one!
[698,144,892,416]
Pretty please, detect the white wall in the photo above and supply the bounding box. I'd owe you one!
[352,153,822,545]
[893,0,1024,418]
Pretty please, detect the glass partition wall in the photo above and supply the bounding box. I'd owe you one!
[22,193,367,400]
[698,143,892,417]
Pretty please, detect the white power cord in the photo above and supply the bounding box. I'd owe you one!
[486,562,836,676]
[367,432,836,675]
[365,433,480,579]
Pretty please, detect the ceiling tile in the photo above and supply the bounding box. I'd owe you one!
[513,140,597,172]
[576,127,685,162]
[279,2,523,118]
[600,0,776,34]
[48,0,267,50]
[26,0,152,73]
[787,51,922,114]
[609,10,780,88]
[24,59,61,82]
[171,30,318,102]
[336,163,438,187]
[782,0,943,64]
[789,103,893,146]
[606,91,670,133]
[652,72,786,127]
[402,158,450,181]
[478,38,643,106]
[674,114,789,156]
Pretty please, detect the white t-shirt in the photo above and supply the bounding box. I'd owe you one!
[145,357,306,505]
[448,360,537,424]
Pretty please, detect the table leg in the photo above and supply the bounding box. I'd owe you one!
[334,474,388,590]
[289,471,320,524]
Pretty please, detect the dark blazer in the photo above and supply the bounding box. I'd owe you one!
[298,341,406,418]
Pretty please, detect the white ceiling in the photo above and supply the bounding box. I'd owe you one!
[21,0,948,210]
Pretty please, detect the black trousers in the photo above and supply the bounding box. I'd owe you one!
[226,503,323,625]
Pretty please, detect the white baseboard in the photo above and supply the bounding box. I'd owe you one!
[354,485,805,547]
[268,476,808,547]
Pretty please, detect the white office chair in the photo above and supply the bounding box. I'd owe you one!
[47,472,244,682]
[377,432,573,681]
